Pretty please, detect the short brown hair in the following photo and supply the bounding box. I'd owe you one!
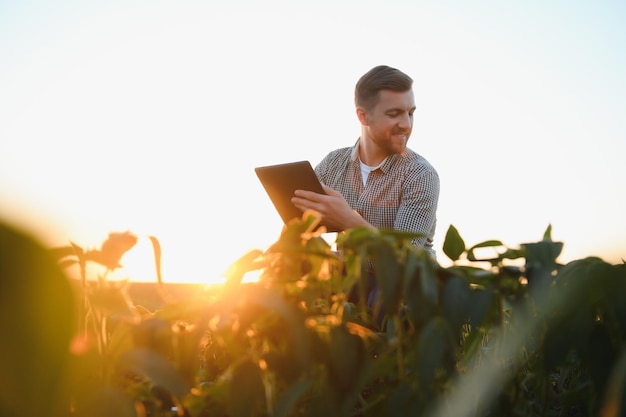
[355,65,413,111]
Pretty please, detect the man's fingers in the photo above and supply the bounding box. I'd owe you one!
[291,195,315,209]
[322,185,341,197]
[294,189,323,201]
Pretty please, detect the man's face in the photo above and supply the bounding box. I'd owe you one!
[361,89,415,155]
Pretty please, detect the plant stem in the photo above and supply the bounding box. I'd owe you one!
[395,315,406,382]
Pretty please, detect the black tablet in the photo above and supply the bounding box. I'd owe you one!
[255,160,326,225]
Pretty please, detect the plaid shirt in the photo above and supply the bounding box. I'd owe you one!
[315,139,440,256]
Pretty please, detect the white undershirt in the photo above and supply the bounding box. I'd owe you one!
[359,160,381,186]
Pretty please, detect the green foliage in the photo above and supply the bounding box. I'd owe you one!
[0,221,76,417]
[2,216,625,417]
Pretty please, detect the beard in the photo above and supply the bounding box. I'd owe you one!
[373,130,410,155]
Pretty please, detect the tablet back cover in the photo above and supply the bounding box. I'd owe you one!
[255,160,325,224]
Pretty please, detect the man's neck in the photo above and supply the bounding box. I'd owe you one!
[358,136,387,167]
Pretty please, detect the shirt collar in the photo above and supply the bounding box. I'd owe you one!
[350,138,398,174]
[350,139,360,162]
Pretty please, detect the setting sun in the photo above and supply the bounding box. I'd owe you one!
[107,234,268,285]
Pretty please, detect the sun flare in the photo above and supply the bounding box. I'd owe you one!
[103,235,267,285]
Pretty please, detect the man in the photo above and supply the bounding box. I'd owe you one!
[291,65,440,257]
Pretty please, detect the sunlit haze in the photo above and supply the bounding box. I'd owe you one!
[1,1,624,284]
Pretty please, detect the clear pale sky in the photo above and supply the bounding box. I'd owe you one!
[1,1,624,283]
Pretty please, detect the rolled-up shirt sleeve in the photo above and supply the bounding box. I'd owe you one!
[395,167,440,256]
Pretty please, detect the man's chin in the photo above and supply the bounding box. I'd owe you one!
[391,136,408,150]
[389,143,407,155]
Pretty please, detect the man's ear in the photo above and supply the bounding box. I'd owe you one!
[356,107,369,126]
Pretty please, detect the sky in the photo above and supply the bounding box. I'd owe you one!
[1,0,624,284]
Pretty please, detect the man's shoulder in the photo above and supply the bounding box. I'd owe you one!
[318,146,354,168]
[323,146,353,160]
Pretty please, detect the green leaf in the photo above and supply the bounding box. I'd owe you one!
[118,348,191,398]
[337,226,379,250]
[441,276,471,331]
[402,253,436,322]
[85,231,137,270]
[372,243,402,314]
[587,322,616,396]
[468,288,494,328]
[388,383,423,416]
[420,257,439,306]
[543,224,553,240]
[252,289,310,370]
[0,223,77,417]
[443,225,465,261]
[467,240,504,262]
[223,249,264,286]
[417,317,450,389]
[73,385,136,417]
[147,235,162,286]
[273,379,312,417]
[523,239,564,272]
[49,245,78,261]
[329,326,368,396]
[230,359,264,417]
[469,239,504,249]
[402,251,421,293]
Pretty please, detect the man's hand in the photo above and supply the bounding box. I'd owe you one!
[291,185,374,231]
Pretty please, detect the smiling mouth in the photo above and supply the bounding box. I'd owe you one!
[393,133,408,141]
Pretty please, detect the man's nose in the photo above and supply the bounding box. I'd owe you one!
[398,113,412,129]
